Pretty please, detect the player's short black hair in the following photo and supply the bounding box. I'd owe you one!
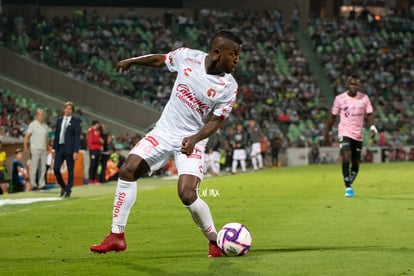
[208,29,242,50]
[347,74,360,85]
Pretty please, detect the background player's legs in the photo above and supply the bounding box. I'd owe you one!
[350,141,362,185]
[251,155,258,170]
[341,149,352,188]
[251,143,263,170]
[210,151,220,176]
[257,154,264,169]
[240,159,246,172]
[232,159,239,173]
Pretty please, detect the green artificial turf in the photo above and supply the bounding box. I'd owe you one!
[0,162,413,275]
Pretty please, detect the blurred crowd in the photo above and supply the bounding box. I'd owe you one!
[0,8,321,148]
[0,7,413,165]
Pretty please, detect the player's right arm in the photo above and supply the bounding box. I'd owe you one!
[116,54,166,73]
[181,115,224,155]
[323,114,337,146]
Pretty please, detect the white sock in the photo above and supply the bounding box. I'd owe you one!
[257,154,264,168]
[185,197,217,241]
[111,179,137,233]
[251,157,258,170]
[241,160,246,172]
[232,160,238,173]
[212,162,220,175]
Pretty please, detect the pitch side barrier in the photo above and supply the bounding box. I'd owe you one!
[286,146,414,166]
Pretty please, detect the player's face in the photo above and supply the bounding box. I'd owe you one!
[347,78,359,96]
[216,41,242,74]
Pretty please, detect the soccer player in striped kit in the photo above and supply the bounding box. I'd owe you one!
[90,30,242,257]
[324,75,377,197]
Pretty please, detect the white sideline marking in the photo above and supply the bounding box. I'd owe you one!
[0,197,62,207]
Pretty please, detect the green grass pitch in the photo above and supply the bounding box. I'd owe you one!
[0,162,413,275]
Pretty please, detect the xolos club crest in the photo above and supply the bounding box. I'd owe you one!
[207,88,217,98]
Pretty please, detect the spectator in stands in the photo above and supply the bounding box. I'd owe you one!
[321,152,335,164]
[0,141,9,195]
[105,152,120,182]
[52,101,81,198]
[308,144,321,164]
[270,134,283,167]
[87,120,103,184]
[10,148,30,193]
[79,132,87,150]
[99,124,111,183]
[3,9,413,149]
[23,108,49,190]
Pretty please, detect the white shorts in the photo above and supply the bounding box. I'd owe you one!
[205,151,220,163]
[250,142,261,157]
[233,148,246,160]
[129,128,207,180]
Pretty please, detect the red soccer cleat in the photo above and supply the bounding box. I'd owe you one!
[208,241,223,258]
[90,232,127,254]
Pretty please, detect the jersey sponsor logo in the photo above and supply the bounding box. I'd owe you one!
[207,88,217,98]
[344,106,350,117]
[185,57,202,65]
[113,192,127,218]
[176,84,208,115]
[184,67,192,76]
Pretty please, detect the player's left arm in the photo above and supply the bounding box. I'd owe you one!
[365,95,377,139]
[181,115,223,155]
[323,113,337,146]
[366,113,377,138]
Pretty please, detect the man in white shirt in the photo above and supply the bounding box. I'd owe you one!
[24,109,49,190]
[91,29,242,258]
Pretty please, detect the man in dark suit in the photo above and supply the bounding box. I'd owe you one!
[53,101,81,198]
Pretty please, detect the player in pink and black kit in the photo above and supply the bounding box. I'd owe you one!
[324,75,377,197]
[90,30,242,257]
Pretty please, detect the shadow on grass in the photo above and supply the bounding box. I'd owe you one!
[362,196,414,201]
[252,245,414,254]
